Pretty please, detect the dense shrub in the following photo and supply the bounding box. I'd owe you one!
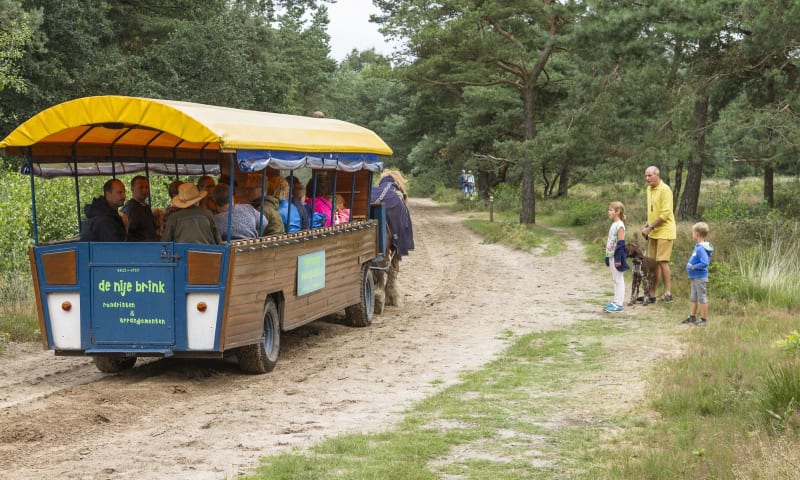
[489,182,520,214]
[700,189,772,223]
[757,361,800,435]
[774,179,800,218]
[560,197,606,226]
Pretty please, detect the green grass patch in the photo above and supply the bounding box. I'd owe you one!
[585,307,800,480]
[463,213,566,256]
[245,320,626,480]
[0,271,40,348]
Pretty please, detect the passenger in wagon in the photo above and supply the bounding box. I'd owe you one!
[196,175,217,213]
[160,179,183,233]
[334,194,351,225]
[212,183,267,240]
[161,183,221,244]
[268,176,302,233]
[287,175,311,230]
[246,174,284,235]
[306,175,333,227]
[121,175,159,242]
[80,179,127,242]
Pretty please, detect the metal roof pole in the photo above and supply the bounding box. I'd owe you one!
[348,171,357,222]
[72,126,96,236]
[143,131,164,206]
[331,161,338,216]
[227,153,235,242]
[26,148,39,245]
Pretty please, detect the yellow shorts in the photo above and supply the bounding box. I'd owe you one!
[647,238,674,262]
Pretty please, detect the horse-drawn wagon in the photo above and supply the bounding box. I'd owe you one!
[0,96,394,373]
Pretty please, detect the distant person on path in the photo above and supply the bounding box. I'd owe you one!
[603,201,629,313]
[80,179,127,242]
[641,166,676,303]
[465,170,475,196]
[122,175,159,242]
[682,222,714,327]
[459,169,467,194]
[161,183,221,244]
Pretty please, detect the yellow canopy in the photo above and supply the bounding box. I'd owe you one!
[0,96,392,177]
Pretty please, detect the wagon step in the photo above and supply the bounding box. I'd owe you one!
[85,348,175,357]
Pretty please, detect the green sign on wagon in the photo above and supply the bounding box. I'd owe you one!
[297,250,326,296]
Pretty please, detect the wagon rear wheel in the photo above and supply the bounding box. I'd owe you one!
[345,264,375,327]
[93,356,136,373]
[237,297,281,374]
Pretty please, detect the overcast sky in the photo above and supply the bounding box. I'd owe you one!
[327,0,396,61]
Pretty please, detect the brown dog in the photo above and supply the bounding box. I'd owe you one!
[625,243,658,305]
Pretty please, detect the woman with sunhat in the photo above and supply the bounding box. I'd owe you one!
[161,183,221,244]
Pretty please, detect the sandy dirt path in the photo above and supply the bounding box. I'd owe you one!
[1,198,620,479]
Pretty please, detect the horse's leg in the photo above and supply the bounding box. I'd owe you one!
[373,266,387,314]
[385,251,402,307]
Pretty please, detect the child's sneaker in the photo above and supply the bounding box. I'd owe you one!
[693,318,707,327]
[604,304,624,313]
[661,294,673,303]
[602,303,616,310]
[681,315,696,324]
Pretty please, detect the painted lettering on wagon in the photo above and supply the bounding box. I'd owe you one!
[97,279,166,297]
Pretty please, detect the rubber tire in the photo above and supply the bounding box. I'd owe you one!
[93,356,136,373]
[345,264,375,327]
[237,298,281,374]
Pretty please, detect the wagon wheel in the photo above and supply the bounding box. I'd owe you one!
[237,297,281,374]
[93,356,136,373]
[345,264,375,327]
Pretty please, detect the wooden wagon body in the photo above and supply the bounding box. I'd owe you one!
[1,96,392,373]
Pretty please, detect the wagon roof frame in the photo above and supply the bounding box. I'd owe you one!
[0,96,392,178]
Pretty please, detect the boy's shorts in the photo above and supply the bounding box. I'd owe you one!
[647,238,674,262]
[690,278,708,304]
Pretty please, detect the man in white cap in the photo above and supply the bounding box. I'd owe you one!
[161,183,221,244]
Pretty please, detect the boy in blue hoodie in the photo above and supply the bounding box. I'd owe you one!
[682,222,714,326]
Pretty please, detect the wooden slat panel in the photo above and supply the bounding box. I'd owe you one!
[41,249,77,285]
[187,250,222,285]
[29,248,49,349]
[223,223,377,345]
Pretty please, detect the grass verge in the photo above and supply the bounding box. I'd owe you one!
[244,287,800,480]
[463,211,566,257]
[0,271,40,351]
[245,319,657,479]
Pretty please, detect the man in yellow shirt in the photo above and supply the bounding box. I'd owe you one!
[641,166,677,303]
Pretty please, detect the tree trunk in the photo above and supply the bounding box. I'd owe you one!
[678,94,709,220]
[519,86,536,224]
[557,159,570,197]
[672,161,682,208]
[764,163,774,208]
[763,76,776,209]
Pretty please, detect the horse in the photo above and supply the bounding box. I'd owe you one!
[370,169,414,313]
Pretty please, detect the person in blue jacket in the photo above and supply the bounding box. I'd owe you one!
[268,176,302,233]
[682,222,714,326]
[603,201,629,313]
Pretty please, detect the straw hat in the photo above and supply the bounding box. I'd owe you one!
[173,182,207,208]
